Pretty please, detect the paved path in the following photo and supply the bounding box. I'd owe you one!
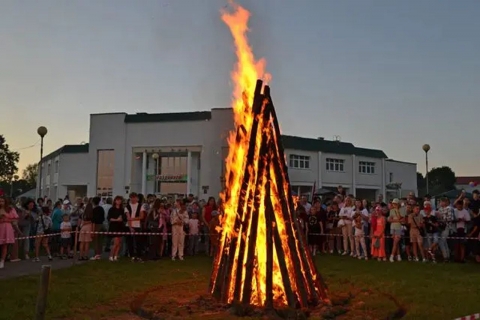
[0,257,88,280]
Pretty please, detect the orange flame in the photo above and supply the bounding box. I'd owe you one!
[212,2,327,308]
[214,2,286,306]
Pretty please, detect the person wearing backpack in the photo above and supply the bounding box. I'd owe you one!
[33,206,53,262]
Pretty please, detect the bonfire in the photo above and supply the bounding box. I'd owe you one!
[210,3,329,312]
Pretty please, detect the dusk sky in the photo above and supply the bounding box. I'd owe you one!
[1,0,478,176]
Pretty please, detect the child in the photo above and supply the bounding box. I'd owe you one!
[188,212,200,256]
[60,214,72,259]
[353,211,368,260]
[209,211,221,257]
[307,206,322,256]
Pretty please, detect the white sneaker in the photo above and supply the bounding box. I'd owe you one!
[364,257,368,261]
[397,255,402,262]
[342,251,347,256]
[357,256,361,260]
[179,257,184,261]
[25,254,30,260]
[413,258,419,262]
[422,258,427,263]
[389,256,395,263]
[90,255,101,261]
[329,250,334,254]
[114,256,119,261]
[172,257,175,261]
[109,257,114,262]
[0,260,4,269]
[350,252,354,257]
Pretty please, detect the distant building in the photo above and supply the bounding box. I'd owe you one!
[37,144,89,201]
[455,176,480,193]
[37,108,417,201]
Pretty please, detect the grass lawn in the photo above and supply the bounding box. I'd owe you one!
[0,255,479,319]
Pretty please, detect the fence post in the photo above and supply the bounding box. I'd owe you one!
[72,229,79,265]
[34,265,51,320]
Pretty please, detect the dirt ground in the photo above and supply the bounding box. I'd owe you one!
[75,279,404,320]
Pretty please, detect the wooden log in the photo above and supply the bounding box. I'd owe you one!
[264,174,274,310]
[232,185,254,302]
[211,124,248,297]
[241,143,270,304]
[228,80,265,302]
[34,265,51,320]
[268,193,297,307]
[267,92,328,304]
[215,81,265,303]
[270,146,319,303]
[269,157,309,307]
[241,98,273,304]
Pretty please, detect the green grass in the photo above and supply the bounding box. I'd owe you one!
[0,255,479,319]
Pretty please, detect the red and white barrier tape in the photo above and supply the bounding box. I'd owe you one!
[1,230,479,243]
[454,313,480,320]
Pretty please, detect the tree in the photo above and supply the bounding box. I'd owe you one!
[417,172,426,196]
[0,135,19,181]
[426,166,456,196]
[22,163,38,186]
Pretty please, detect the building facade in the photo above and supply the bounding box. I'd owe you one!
[37,108,417,201]
[37,144,90,201]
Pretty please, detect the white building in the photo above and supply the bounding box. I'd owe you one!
[37,108,417,201]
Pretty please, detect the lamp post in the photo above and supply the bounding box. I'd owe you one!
[152,153,159,194]
[37,126,48,198]
[10,174,19,198]
[422,144,431,195]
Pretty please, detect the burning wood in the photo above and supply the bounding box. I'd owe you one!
[210,79,329,310]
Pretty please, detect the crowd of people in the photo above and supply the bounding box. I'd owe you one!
[1,187,479,270]
[0,193,224,269]
[298,187,480,264]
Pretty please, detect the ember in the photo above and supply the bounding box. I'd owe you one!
[210,3,329,310]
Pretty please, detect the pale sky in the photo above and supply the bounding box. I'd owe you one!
[1,0,479,176]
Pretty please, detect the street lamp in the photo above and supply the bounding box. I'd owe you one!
[422,144,431,195]
[37,126,48,198]
[152,153,159,193]
[10,175,19,198]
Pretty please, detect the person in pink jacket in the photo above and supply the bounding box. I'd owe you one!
[0,196,19,269]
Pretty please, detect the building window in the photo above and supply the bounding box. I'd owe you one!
[156,154,188,195]
[96,150,115,197]
[289,154,310,169]
[54,160,59,174]
[47,163,51,176]
[326,158,344,172]
[389,172,394,183]
[359,161,375,174]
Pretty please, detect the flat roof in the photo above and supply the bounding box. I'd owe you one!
[281,135,387,159]
[385,159,417,166]
[41,144,89,162]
